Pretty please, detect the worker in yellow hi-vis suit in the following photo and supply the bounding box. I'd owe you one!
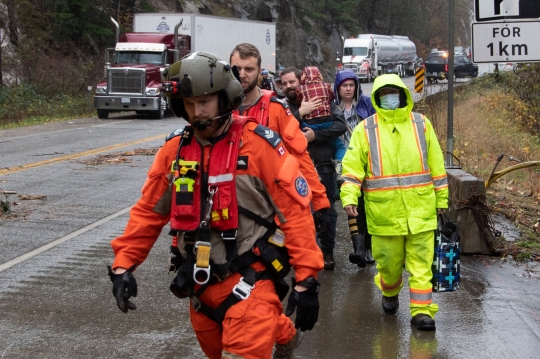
[340,74,448,331]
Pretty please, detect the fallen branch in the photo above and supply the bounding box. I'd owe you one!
[18,194,47,200]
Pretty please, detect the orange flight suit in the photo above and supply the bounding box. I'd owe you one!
[111,117,323,359]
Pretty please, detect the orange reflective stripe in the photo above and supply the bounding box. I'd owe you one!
[365,113,431,181]
[363,172,433,191]
[410,288,432,304]
[374,115,384,176]
[433,173,449,190]
[380,275,402,291]
[341,173,362,186]
[364,115,383,177]
[340,182,361,189]
[411,112,429,172]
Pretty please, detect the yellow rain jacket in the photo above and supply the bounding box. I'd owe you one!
[340,74,448,236]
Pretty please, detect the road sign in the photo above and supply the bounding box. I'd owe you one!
[472,21,540,63]
[414,68,425,94]
[475,0,540,22]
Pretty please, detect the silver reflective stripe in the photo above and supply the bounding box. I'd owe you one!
[412,112,429,172]
[342,175,362,186]
[363,115,381,177]
[410,290,432,303]
[208,173,233,184]
[363,173,433,190]
[433,177,448,189]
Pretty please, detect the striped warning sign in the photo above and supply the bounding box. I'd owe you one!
[414,67,425,94]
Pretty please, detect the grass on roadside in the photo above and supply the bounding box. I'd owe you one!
[417,73,540,260]
[0,85,95,129]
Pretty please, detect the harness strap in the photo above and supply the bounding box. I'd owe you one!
[229,226,277,273]
[191,267,273,324]
[238,206,276,229]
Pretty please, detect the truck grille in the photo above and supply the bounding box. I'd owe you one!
[108,68,145,95]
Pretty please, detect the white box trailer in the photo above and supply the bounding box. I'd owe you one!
[133,13,276,72]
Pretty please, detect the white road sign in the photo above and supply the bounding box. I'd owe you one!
[472,21,540,63]
[475,0,540,22]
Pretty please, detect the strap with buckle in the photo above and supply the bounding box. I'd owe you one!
[232,277,255,300]
[193,241,212,285]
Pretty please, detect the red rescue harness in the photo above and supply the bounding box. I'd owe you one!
[233,89,273,126]
[170,117,251,233]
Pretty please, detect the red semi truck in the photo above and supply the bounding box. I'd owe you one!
[94,14,276,120]
[93,18,189,119]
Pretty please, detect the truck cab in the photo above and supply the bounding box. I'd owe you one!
[94,20,189,120]
[341,37,374,82]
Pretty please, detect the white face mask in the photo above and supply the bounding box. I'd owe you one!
[380,93,400,110]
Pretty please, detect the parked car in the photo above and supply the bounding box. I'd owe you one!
[424,51,478,83]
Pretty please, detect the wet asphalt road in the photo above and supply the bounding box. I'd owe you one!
[1,115,539,359]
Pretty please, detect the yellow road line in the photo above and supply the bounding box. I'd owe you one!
[0,134,167,176]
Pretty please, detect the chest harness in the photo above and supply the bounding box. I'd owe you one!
[167,117,290,324]
[234,89,275,126]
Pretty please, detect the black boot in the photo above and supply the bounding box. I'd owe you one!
[411,314,436,331]
[365,249,375,264]
[273,330,304,358]
[364,234,375,264]
[349,234,367,268]
[382,295,399,315]
[347,216,366,268]
[323,251,335,270]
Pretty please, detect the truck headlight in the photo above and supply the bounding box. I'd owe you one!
[145,87,161,96]
[95,86,107,94]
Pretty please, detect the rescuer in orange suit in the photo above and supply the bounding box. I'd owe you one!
[229,44,339,267]
[107,52,323,359]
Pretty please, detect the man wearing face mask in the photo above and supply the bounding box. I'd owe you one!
[340,74,448,331]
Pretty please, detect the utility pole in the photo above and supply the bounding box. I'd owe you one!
[446,0,455,167]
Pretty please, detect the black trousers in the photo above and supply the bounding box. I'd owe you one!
[317,164,338,253]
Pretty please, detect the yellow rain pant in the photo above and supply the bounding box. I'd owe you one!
[372,229,439,318]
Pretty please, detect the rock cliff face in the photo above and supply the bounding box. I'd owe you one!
[139,0,345,80]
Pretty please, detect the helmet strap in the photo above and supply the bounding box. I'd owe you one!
[191,112,231,131]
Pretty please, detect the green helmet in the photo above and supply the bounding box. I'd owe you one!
[163,52,244,121]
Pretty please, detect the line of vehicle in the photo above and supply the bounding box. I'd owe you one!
[0,206,132,273]
[0,134,167,176]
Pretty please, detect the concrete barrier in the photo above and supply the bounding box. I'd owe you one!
[445,168,492,255]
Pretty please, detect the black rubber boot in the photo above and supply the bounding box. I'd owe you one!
[365,234,375,264]
[349,234,367,268]
[347,216,366,268]
[365,249,375,264]
[382,295,399,315]
[411,314,436,331]
[273,330,304,359]
[323,251,335,270]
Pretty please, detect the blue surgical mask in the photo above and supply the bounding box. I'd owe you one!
[380,93,401,110]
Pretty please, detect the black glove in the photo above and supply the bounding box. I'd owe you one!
[108,265,137,313]
[313,208,332,239]
[285,278,320,331]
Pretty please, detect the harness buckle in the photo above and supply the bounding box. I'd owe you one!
[232,277,254,300]
[191,296,202,312]
[221,230,237,241]
[193,241,212,285]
